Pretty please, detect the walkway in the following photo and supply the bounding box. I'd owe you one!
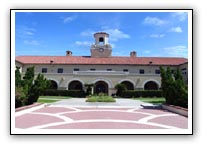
[15,98,188,130]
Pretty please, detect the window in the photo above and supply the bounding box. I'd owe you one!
[90,68,96,71]
[57,68,63,73]
[139,69,144,74]
[123,69,128,72]
[107,69,112,71]
[42,68,47,73]
[99,37,104,45]
[182,68,187,74]
[155,69,160,74]
[74,68,79,71]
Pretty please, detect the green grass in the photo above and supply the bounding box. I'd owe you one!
[86,96,116,102]
[133,97,165,104]
[39,96,71,99]
[37,96,71,103]
[37,99,59,103]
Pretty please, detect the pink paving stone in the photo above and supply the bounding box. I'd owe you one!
[62,111,148,121]
[33,107,75,114]
[44,122,164,129]
[135,109,171,115]
[149,115,188,129]
[16,113,64,129]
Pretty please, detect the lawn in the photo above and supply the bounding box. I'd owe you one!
[86,96,116,102]
[37,96,71,103]
[133,97,165,104]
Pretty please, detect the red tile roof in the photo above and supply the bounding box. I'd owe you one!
[15,56,187,66]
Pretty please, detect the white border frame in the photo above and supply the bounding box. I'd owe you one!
[11,9,193,135]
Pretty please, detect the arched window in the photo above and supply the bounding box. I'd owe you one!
[48,80,58,90]
[144,81,158,90]
[95,81,108,94]
[68,80,83,90]
[99,37,104,45]
[121,81,134,90]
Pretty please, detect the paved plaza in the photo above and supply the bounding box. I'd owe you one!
[15,98,188,129]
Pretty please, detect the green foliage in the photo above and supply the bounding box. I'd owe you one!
[15,67,22,87]
[160,66,188,108]
[27,74,50,105]
[15,87,27,108]
[86,96,116,102]
[15,66,51,107]
[84,83,95,95]
[115,83,127,96]
[43,89,86,98]
[134,97,165,105]
[121,90,162,98]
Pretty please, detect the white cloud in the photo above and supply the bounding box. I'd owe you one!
[80,29,95,37]
[80,28,130,42]
[169,27,183,33]
[16,26,36,38]
[101,28,130,42]
[149,34,165,38]
[163,45,188,57]
[23,40,40,45]
[143,16,168,26]
[75,41,91,46]
[171,12,187,21]
[143,50,151,54]
[63,16,77,23]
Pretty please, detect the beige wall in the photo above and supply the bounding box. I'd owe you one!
[16,62,187,96]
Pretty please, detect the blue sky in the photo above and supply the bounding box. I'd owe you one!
[15,10,189,58]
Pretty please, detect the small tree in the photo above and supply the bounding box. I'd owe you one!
[22,66,35,96]
[84,83,95,96]
[27,74,50,105]
[160,66,188,108]
[115,83,127,97]
[15,67,22,87]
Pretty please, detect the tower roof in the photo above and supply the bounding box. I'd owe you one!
[94,32,109,37]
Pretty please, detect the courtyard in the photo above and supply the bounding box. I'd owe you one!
[15,98,188,130]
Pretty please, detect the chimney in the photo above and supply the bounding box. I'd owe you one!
[130,51,137,57]
[66,50,72,56]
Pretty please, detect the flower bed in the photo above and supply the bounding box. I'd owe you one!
[86,96,116,102]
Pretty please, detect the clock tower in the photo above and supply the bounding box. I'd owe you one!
[91,32,112,57]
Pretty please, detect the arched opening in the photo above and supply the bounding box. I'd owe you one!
[48,80,58,90]
[121,81,134,90]
[95,81,108,94]
[144,81,158,90]
[68,80,83,90]
[99,37,104,45]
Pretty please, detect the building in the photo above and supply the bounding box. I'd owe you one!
[15,32,188,96]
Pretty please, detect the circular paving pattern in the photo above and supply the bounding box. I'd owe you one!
[15,105,188,129]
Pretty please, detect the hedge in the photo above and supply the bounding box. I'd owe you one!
[43,89,86,98]
[121,90,162,98]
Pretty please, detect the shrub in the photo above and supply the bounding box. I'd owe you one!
[15,87,27,108]
[160,67,188,108]
[86,96,116,102]
[43,89,86,98]
[115,83,127,97]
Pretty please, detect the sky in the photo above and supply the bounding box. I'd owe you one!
[15,10,189,58]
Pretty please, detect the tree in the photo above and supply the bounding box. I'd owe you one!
[160,66,188,108]
[84,83,95,96]
[27,74,50,104]
[115,83,127,97]
[15,66,50,106]
[22,66,35,96]
[15,67,22,87]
